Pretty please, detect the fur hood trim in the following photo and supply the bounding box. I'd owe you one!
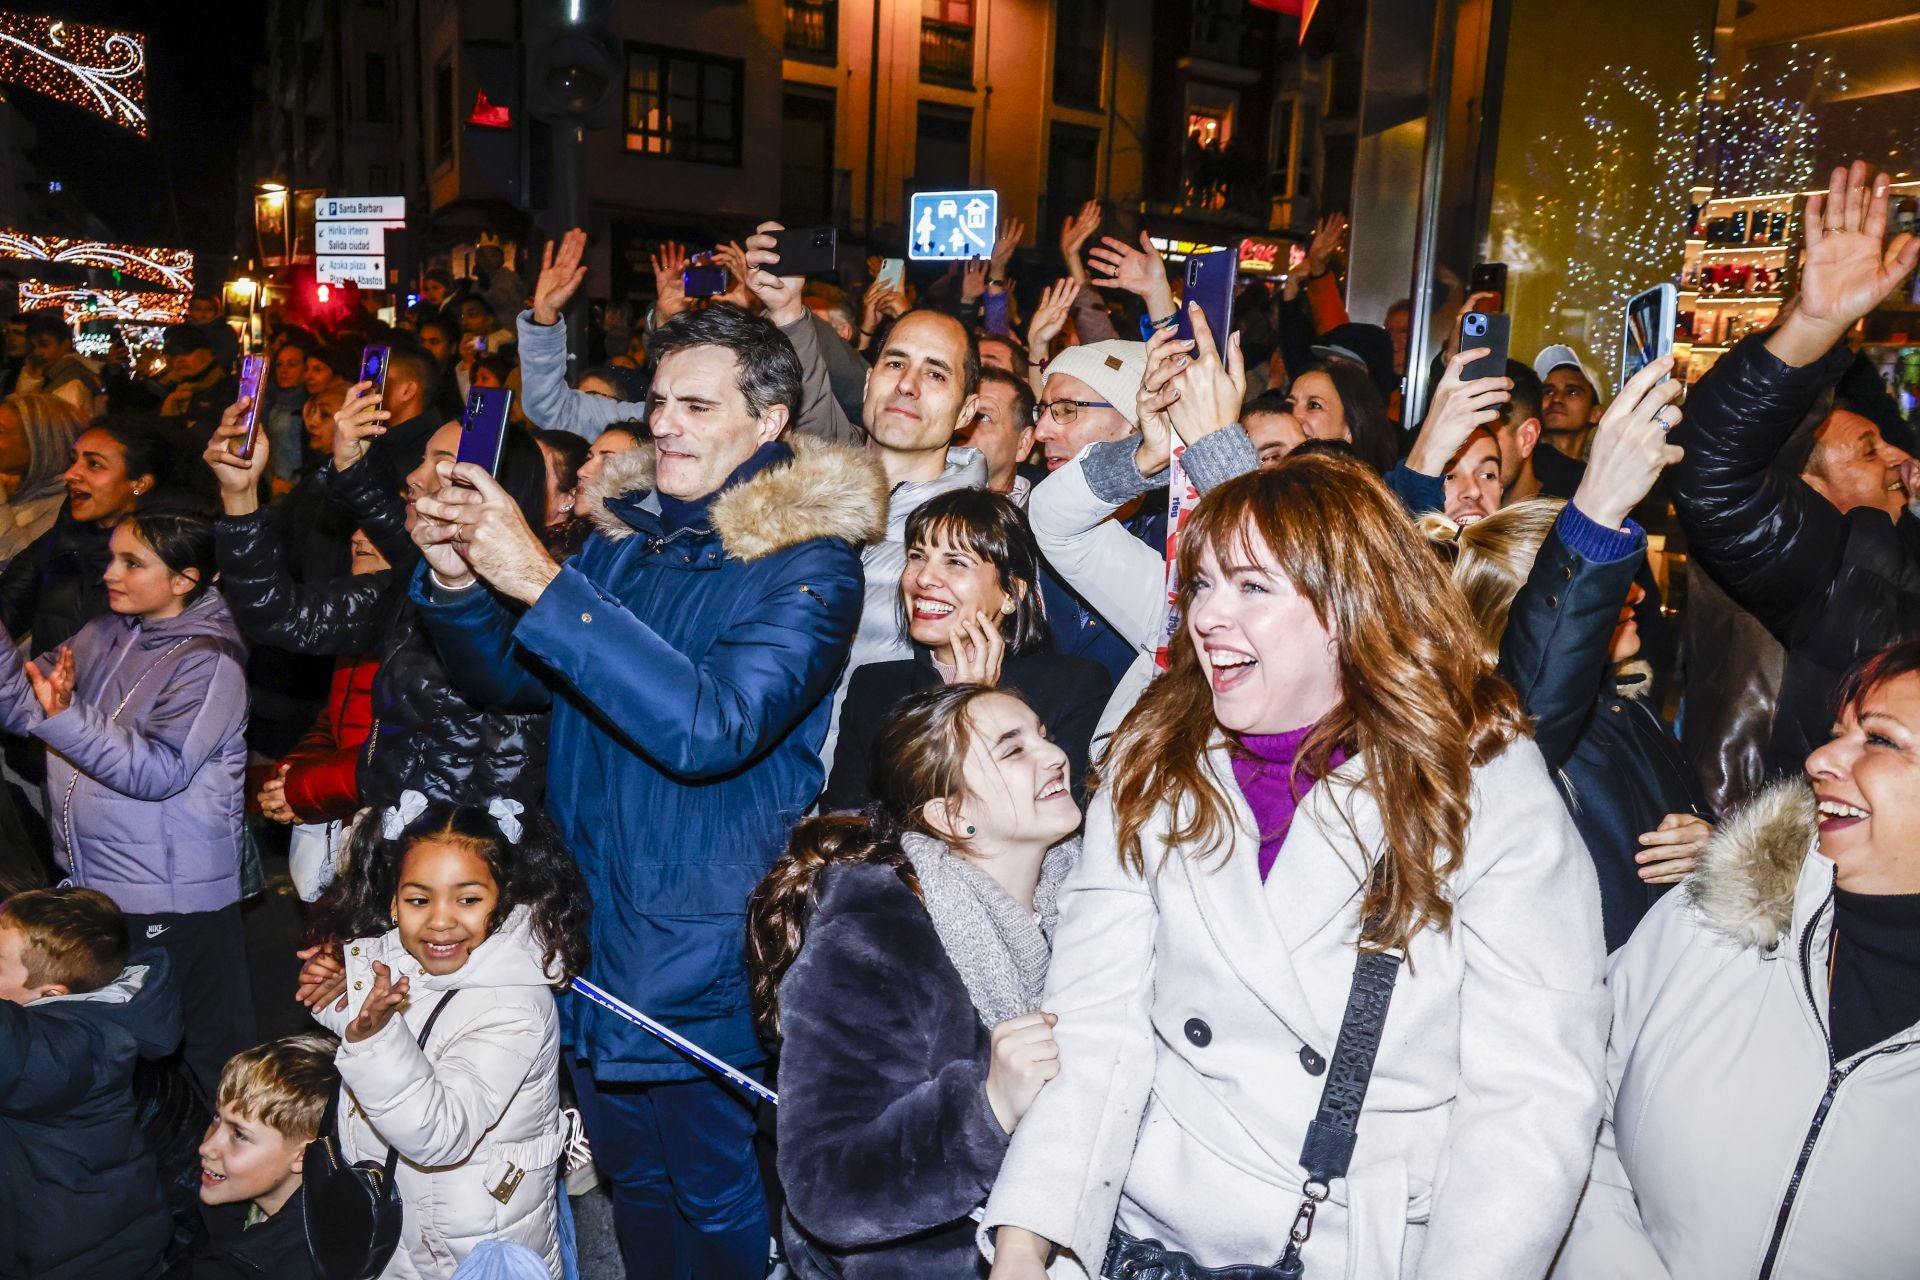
[1685,779,1819,949]
[583,435,889,560]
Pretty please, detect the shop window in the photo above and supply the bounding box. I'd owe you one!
[625,45,745,166]
[922,0,975,86]
[1053,0,1105,110]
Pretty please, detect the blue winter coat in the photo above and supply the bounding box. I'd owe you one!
[0,951,183,1280]
[0,592,249,915]
[412,436,885,1080]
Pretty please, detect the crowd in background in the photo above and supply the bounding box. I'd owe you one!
[0,159,1917,1280]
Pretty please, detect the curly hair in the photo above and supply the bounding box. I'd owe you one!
[316,800,591,985]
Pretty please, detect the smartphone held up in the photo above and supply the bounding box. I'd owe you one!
[230,354,268,461]
[456,386,514,481]
[1619,283,1677,389]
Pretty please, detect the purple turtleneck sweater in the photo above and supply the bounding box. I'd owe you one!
[1231,725,1347,881]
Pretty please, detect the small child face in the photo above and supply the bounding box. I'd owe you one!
[198,1104,305,1215]
[392,838,500,976]
[0,924,55,1005]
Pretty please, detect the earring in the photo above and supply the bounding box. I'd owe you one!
[964,824,976,836]
[999,599,1015,616]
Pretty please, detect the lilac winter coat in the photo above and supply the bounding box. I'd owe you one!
[0,591,248,914]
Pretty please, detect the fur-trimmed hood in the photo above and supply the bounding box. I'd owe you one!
[1685,778,1819,949]
[582,434,889,560]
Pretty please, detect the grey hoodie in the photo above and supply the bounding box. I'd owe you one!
[0,591,249,914]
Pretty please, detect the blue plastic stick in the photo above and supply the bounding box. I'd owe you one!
[570,977,779,1105]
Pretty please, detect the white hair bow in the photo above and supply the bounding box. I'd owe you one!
[488,796,525,845]
[381,789,430,840]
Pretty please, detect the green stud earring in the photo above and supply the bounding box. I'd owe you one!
[965,825,976,836]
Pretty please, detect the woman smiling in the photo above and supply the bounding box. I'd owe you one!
[1553,638,1920,1280]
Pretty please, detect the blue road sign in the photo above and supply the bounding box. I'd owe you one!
[908,188,999,262]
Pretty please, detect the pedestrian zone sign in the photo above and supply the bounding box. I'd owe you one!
[909,189,999,262]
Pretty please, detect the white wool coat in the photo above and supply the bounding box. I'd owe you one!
[1552,782,1920,1280]
[981,736,1610,1279]
[313,907,566,1279]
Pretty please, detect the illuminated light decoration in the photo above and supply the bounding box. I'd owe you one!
[1709,43,1846,199]
[0,12,147,134]
[0,229,193,290]
[17,280,188,325]
[468,88,512,129]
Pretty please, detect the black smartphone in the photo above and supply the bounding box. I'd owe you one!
[231,353,268,461]
[767,226,839,277]
[1618,283,1677,390]
[1175,248,1238,349]
[1458,311,1512,383]
[456,386,514,480]
[683,259,727,299]
[359,345,390,399]
[1468,262,1508,310]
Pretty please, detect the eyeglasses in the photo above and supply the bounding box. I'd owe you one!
[1032,398,1114,426]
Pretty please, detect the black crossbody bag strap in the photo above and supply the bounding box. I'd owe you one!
[363,990,459,1183]
[1274,946,1403,1279]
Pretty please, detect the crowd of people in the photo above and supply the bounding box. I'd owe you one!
[0,158,1917,1280]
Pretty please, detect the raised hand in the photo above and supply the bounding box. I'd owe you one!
[294,942,349,1012]
[989,216,1024,280]
[23,647,74,717]
[258,762,296,825]
[1306,212,1348,276]
[204,398,271,516]
[985,1010,1060,1132]
[1134,324,1195,477]
[1164,303,1245,448]
[859,281,901,347]
[742,221,807,328]
[345,960,408,1043]
[961,256,990,305]
[1571,354,1684,530]
[1026,277,1077,356]
[330,380,390,473]
[650,241,691,323]
[712,241,756,310]
[1058,200,1103,284]
[1088,232,1176,320]
[531,228,589,326]
[1405,348,1512,477]
[1774,162,1920,364]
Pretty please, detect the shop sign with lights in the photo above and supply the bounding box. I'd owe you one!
[0,12,146,134]
[1148,236,1232,265]
[17,281,188,325]
[0,230,193,290]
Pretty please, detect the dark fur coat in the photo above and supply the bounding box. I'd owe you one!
[776,860,1012,1279]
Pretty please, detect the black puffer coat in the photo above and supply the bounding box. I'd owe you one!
[1501,510,1711,951]
[213,465,547,811]
[0,510,110,652]
[1670,332,1920,776]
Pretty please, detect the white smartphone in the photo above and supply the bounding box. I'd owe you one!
[875,257,906,294]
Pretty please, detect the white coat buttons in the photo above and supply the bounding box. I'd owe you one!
[1183,1018,1211,1047]
[1300,1045,1326,1075]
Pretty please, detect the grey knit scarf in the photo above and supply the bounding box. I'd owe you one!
[900,831,1081,1030]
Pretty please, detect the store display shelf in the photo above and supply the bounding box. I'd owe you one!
[1690,294,1785,305]
[1698,244,1791,256]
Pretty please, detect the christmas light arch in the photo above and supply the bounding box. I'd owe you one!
[0,230,191,290]
[0,13,146,134]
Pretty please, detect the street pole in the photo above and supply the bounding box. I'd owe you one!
[1403,0,1458,428]
[554,119,588,374]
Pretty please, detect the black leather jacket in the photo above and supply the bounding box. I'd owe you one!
[0,511,110,652]
[1501,512,1711,951]
[212,462,547,811]
[1670,332,1920,776]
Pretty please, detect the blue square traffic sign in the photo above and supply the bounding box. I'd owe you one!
[908,189,999,261]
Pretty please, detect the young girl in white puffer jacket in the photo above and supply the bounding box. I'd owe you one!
[300,792,590,1279]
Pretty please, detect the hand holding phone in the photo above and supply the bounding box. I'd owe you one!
[683,255,727,299]
[231,354,268,460]
[765,226,839,277]
[1618,283,1677,390]
[359,345,391,400]
[1468,263,1508,311]
[875,258,906,295]
[1173,248,1238,349]
[1458,311,1513,383]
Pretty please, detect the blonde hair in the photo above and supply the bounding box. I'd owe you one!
[1419,499,1564,662]
[215,1033,341,1144]
[1100,454,1527,953]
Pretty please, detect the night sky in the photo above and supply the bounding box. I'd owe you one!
[7,0,265,281]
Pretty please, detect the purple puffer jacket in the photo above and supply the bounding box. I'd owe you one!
[0,591,248,914]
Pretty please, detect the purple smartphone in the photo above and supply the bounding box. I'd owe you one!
[360,344,391,398]
[456,386,514,480]
[232,354,268,460]
[1174,248,1238,350]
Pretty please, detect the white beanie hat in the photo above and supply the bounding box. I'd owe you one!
[1042,340,1148,427]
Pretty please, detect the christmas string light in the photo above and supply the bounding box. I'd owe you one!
[0,229,192,290]
[0,12,146,134]
[1711,43,1846,198]
[17,280,186,325]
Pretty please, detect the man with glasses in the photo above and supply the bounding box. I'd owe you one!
[1025,339,1166,683]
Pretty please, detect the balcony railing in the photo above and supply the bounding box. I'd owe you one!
[785,0,837,62]
[920,19,974,86]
